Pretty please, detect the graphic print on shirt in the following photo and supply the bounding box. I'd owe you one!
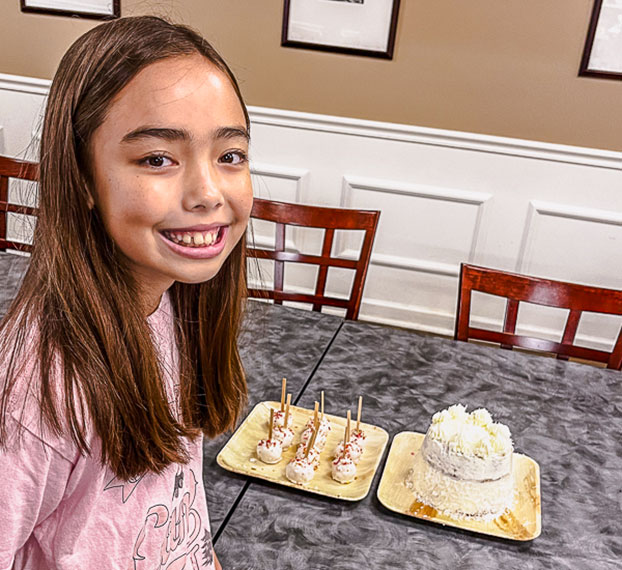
[131,466,214,569]
[104,474,146,503]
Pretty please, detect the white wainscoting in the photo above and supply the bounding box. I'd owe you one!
[2,73,622,347]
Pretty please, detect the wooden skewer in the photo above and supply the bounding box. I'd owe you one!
[280,378,287,412]
[305,427,319,458]
[285,393,291,427]
[356,396,362,432]
[269,408,274,441]
[321,391,325,420]
[313,401,319,426]
[346,410,351,444]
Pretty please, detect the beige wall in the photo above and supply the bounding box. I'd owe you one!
[1,0,620,151]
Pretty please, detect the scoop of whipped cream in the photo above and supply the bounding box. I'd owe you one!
[427,404,512,457]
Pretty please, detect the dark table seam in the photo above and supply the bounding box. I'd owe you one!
[213,319,344,545]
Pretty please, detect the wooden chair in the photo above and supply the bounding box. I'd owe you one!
[0,155,38,252]
[247,198,380,320]
[455,263,622,369]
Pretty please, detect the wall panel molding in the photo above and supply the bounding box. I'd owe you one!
[342,175,491,275]
[517,199,622,273]
[250,161,309,203]
[249,162,310,253]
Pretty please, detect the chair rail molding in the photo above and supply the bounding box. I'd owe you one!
[0,73,51,96]
[248,106,622,171]
[1,73,621,169]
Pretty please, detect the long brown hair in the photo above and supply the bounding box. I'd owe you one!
[0,16,249,479]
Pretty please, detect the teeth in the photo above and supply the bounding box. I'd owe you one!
[164,229,220,247]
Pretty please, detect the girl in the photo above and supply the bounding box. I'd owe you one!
[0,16,253,569]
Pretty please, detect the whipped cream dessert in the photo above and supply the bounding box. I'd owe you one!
[285,457,315,484]
[408,404,515,521]
[294,444,320,469]
[332,455,357,484]
[270,409,293,430]
[272,425,294,450]
[256,438,283,464]
[301,417,330,450]
[351,429,366,450]
[333,439,363,464]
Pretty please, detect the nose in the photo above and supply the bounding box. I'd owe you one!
[182,162,224,211]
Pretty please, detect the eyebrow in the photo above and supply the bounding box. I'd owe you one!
[214,126,250,142]
[120,125,250,144]
[121,127,190,144]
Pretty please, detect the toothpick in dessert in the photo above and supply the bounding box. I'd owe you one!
[273,393,294,449]
[333,403,364,463]
[301,396,331,450]
[351,395,367,450]
[270,378,292,429]
[257,408,283,464]
[332,411,357,483]
[286,426,318,484]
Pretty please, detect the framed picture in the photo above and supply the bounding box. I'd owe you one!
[20,0,120,20]
[282,0,401,59]
[579,0,622,79]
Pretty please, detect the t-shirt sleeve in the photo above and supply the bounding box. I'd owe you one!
[0,419,74,568]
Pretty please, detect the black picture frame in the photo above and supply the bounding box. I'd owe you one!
[282,0,400,60]
[20,0,120,20]
[579,0,622,80]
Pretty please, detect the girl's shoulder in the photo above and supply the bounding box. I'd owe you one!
[0,313,81,461]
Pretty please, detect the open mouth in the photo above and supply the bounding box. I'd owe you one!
[161,227,224,248]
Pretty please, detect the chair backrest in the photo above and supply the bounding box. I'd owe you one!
[455,263,622,369]
[247,198,380,320]
[0,155,38,253]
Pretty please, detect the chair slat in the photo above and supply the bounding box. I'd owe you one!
[0,156,38,253]
[0,176,8,251]
[273,222,286,303]
[246,248,358,270]
[248,198,380,320]
[609,328,622,370]
[467,327,612,364]
[501,299,519,349]
[313,228,335,312]
[0,238,31,252]
[247,288,350,310]
[455,263,622,370]
[561,309,581,345]
[503,299,519,334]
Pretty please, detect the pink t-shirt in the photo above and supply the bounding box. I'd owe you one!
[0,293,216,570]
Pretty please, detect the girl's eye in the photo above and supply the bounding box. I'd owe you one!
[220,151,247,165]
[140,155,174,168]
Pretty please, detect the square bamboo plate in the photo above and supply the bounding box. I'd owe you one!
[377,432,541,541]
[217,400,389,501]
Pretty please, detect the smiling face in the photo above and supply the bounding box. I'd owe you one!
[89,54,252,311]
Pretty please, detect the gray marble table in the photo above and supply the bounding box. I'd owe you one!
[204,301,342,536]
[215,319,622,569]
[0,252,29,317]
